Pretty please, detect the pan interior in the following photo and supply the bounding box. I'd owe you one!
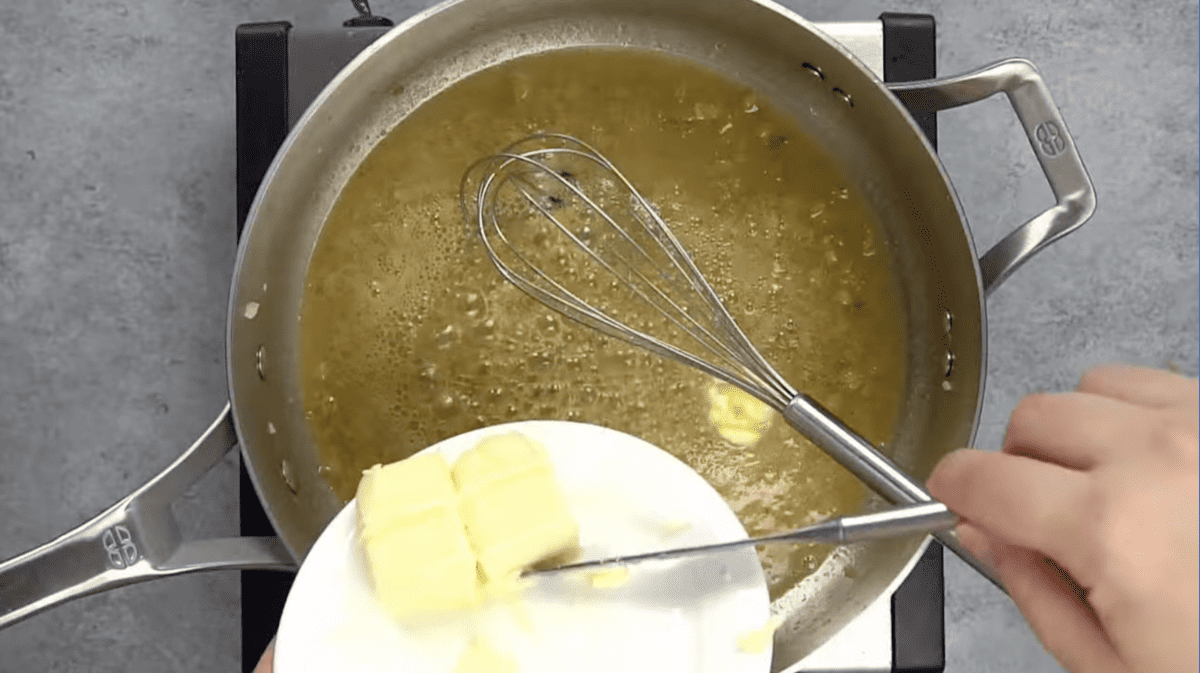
[231,1,983,666]
[301,45,906,598]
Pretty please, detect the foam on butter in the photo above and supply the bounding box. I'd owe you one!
[707,382,774,446]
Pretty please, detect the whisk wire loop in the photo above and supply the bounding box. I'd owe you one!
[461,133,795,407]
[506,162,754,381]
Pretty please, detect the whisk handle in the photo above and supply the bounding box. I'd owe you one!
[782,394,932,503]
[782,394,1008,593]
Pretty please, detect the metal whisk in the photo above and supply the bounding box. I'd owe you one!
[460,133,1003,591]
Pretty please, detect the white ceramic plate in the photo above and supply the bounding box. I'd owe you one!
[274,420,772,673]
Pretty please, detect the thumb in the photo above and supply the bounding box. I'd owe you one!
[955,523,1124,673]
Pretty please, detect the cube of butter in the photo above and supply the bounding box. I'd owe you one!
[356,453,479,619]
[452,433,580,581]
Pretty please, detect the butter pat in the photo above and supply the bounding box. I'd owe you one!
[586,566,631,589]
[452,433,580,581]
[454,639,518,673]
[658,518,693,538]
[737,615,784,654]
[356,453,479,619]
[707,382,773,446]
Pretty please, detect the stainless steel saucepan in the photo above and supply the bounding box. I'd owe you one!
[0,0,1093,669]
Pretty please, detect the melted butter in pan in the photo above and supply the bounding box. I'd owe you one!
[300,48,907,599]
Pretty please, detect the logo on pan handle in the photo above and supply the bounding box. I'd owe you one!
[1034,121,1066,157]
[101,525,139,569]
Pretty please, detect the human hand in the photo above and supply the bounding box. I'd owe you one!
[252,640,275,673]
[927,364,1198,673]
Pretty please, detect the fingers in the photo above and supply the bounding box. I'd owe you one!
[956,524,1125,673]
[927,449,1093,583]
[1002,392,1149,470]
[1077,363,1198,410]
[252,640,275,673]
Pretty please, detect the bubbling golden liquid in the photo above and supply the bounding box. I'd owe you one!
[300,49,906,599]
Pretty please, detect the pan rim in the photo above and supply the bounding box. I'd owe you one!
[228,0,988,665]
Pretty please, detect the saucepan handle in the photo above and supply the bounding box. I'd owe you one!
[887,58,1097,295]
[0,404,295,630]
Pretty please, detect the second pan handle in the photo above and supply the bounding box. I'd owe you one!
[888,58,1097,295]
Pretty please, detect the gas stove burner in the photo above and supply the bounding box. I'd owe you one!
[234,13,942,672]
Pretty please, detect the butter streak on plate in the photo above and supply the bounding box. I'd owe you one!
[274,420,772,673]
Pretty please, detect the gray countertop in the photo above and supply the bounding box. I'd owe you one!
[0,1,1195,671]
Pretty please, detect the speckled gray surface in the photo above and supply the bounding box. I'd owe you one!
[0,0,1194,671]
